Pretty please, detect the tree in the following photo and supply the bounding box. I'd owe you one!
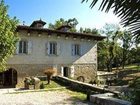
[98,24,135,71]
[113,46,123,69]
[79,27,99,34]
[44,68,56,84]
[67,18,78,29]
[98,41,108,70]
[120,31,133,69]
[48,18,65,29]
[0,0,19,71]
[98,24,121,71]
[129,47,140,64]
[48,18,78,32]
[82,0,140,38]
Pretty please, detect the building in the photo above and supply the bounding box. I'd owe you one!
[0,20,105,88]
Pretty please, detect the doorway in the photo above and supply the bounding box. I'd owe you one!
[0,68,17,88]
[63,67,69,77]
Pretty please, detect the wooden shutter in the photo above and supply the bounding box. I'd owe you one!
[15,42,19,54]
[71,44,75,56]
[57,42,61,55]
[28,41,32,54]
[46,42,50,55]
[80,44,82,56]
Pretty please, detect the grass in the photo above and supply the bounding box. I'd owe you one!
[124,64,140,70]
[64,89,87,101]
[41,80,63,89]
[41,80,87,101]
[10,88,87,101]
[99,64,140,86]
[112,64,140,85]
[10,80,87,101]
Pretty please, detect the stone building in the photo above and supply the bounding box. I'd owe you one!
[0,20,105,88]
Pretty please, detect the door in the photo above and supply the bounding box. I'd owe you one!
[0,68,17,88]
[63,67,69,77]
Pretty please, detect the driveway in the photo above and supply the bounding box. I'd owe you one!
[0,89,92,105]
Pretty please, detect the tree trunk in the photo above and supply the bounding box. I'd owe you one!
[122,61,125,69]
[122,50,126,69]
[107,63,112,72]
[47,75,51,84]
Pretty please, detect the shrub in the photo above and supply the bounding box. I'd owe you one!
[40,82,45,89]
[129,77,140,105]
[44,68,57,84]
[120,77,140,105]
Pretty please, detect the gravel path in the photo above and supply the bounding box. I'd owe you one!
[0,90,92,105]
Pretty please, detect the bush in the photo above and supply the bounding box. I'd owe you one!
[129,77,140,89]
[44,68,57,84]
[129,77,140,105]
[40,82,45,89]
[120,77,140,105]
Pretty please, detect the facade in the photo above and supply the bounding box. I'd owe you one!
[1,20,105,88]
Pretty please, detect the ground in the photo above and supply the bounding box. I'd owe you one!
[1,65,139,105]
[0,80,92,105]
[115,65,140,85]
[0,90,92,105]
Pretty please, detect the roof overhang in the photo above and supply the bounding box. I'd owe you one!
[16,25,106,41]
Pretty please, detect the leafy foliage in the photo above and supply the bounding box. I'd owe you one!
[98,24,121,71]
[129,47,140,64]
[48,18,100,34]
[44,68,56,84]
[82,0,140,38]
[40,82,45,89]
[129,77,140,89]
[79,27,99,34]
[0,0,19,71]
[98,23,137,71]
[120,31,133,68]
[48,18,78,32]
[127,77,140,105]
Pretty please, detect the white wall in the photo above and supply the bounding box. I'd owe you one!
[8,30,97,65]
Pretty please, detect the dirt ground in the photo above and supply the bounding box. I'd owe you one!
[0,90,93,105]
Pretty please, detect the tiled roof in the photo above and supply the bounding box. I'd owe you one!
[17,25,106,41]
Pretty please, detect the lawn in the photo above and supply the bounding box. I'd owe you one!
[40,80,87,101]
[113,64,140,85]
[40,80,63,89]
[64,89,87,101]
[124,64,140,70]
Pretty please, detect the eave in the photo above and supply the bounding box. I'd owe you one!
[16,25,106,41]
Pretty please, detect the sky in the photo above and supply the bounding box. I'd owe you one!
[4,0,120,30]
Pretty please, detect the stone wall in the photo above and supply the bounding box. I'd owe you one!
[7,64,57,87]
[7,63,97,87]
[54,76,120,96]
[90,94,132,105]
[73,63,97,82]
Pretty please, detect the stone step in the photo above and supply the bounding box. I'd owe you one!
[90,93,131,105]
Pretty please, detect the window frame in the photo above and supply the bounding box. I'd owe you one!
[18,40,28,54]
[49,42,57,55]
[72,44,81,56]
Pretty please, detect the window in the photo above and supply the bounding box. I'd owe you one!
[72,44,81,56]
[49,42,57,55]
[19,41,28,54]
[36,23,43,28]
[46,42,61,56]
[16,40,32,55]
